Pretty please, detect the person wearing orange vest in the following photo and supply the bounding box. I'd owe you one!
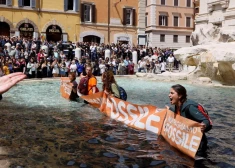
[85,65,98,95]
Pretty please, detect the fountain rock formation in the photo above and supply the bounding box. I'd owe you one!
[174,0,235,85]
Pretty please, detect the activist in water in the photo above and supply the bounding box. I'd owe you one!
[168,84,212,157]
[102,71,120,98]
[68,72,78,100]
[78,64,98,96]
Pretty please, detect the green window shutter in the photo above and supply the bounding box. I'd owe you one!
[74,0,79,12]
[166,16,168,26]
[18,0,23,7]
[92,4,96,23]
[7,0,12,6]
[31,0,36,8]
[64,0,68,11]
[123,8,126,25]
[132,9,136,26]
[81,3,84,22]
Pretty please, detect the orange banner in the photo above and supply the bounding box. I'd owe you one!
[60,77,73,100]
[161,110,203,158]
[81,92,104,108]
[60,83,203,159]
[98,93,166,135]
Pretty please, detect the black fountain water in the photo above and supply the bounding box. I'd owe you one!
[1,77,234,167]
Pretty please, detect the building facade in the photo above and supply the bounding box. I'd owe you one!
[146,0,195,49]
[79,0,146,46]
[195,0,234,29]
[0,0,80,42]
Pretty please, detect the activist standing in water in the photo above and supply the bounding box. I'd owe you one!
[86,65,98,95]
[168,84,212,158]
[102,71,120,98]
[68,72,78,100]
[77,65,99,97]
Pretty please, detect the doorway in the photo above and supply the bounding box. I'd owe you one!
[83,35,101,44]
[0,22,10,36]
[46,25,62,42]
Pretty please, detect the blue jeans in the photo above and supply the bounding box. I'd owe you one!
[91,52,97,62]
[138,67,146,73]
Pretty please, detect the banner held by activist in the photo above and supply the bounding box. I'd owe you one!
[60,82,204,159]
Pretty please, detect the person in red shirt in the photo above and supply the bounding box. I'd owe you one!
[37,49,45,62]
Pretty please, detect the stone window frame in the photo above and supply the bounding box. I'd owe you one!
[173,35,178,43]
[160,34,165,42]
[186,35,190,43]
[173,15,179,27]
[174,0,178,7]
[161,0,165,5]
[186,16,191,27]
[186,0,191,7]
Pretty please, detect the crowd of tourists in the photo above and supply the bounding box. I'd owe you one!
[0,35,181,78]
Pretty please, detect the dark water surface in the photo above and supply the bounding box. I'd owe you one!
[1,77,235,168]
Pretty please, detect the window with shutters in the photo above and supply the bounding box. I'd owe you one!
[68,0,74,10]
[123,8,135,26]
[126,9,133,25]
[159,15,167,26]
[174,16,178,27]
[186,0,191,7]
[161,0,165,5]
[23,0,30,6]
[160,34,165,42]
[18,0,35,8]
[186,17,191,27]
[0,0,6,5]
[186,36,190,43]
[64,0,79,12]
[174,0,178,6]
[173,35,178,43]
[84,4,92,22]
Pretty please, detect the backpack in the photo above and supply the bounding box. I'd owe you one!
[185,104,212,132]
[78,76,98,95]
[118,86,127,101]
[111,83,127,101]
[78,77,90,95]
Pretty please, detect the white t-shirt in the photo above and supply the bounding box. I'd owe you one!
[90,45,96,52]
[138,60,146,68]
[70,64,77,72]
[99,64,106,74]
[168,56,174,63]
[160,62,166,71]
